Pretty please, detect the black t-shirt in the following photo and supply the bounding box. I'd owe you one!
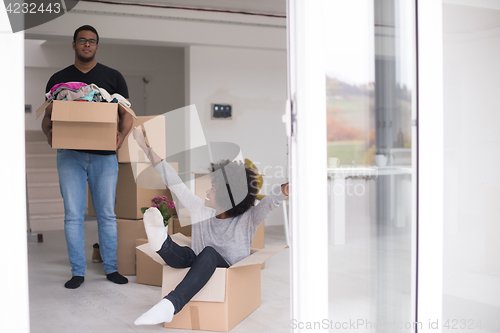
[46,63,129,98]
[46,63,129,155]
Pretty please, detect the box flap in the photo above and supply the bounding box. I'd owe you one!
[51,101,117,123]
[118,103,137,119]
[118,115,163,162]
[136,238,163,287]
[230,245,287,268]
[162,266,226,302]
[36,100,51,120]
[125,115,167,163]
[36,99,137,121]
[136,243,166,265]
[170,232,192,247]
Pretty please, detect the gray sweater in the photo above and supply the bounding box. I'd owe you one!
[155,161,286,266]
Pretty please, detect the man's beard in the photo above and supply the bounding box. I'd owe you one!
[76,52,95,63]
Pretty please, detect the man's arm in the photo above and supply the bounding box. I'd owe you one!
[41,103,53,147]
[116,102,133,150]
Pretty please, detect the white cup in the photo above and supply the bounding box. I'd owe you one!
[328,157,340,168]
[375,155,387,167]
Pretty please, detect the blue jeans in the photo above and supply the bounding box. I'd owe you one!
[57,149,119,276]
[157,236,230,314]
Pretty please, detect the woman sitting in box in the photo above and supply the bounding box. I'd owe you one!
[132,127,289,325]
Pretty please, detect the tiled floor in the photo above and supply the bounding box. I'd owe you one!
[28,222,291,333]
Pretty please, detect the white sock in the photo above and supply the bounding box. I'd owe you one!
[143,207,168,252]
[134,298,175,325]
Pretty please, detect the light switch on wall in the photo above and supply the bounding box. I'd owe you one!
[211,104,232,119]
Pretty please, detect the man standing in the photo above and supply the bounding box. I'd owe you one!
[42,25,133,289]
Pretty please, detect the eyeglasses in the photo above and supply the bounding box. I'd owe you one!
[75,38,98,46]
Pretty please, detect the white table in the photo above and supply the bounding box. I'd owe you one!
[327,166,412,245]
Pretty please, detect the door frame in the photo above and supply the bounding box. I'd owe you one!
[287,0,330,331]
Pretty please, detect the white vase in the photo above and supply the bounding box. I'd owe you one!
[375,155,387,167]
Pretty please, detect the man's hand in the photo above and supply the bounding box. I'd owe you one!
[42,103,53,147]
[117,103,133,150]
[47,129,53,147]
[116,131,125,150]
[281,182,289,196]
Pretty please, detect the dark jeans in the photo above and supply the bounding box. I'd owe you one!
[156,236,229,314]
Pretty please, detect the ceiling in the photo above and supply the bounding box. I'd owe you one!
[92,0,287,16]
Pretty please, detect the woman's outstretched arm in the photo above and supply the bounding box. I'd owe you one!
[132,127,206,214]
[244,182,289,228]
[132,126,163,167]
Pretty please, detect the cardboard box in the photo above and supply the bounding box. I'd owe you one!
[36,100,136,150]
[135,234,166,287]
[252,221,265,250]
[117,219,147,275]
[253,221,266,269]
[117,217,191,277]
[116,162,178,219]
[135,221,266,287]
[137,233,285,332]
[168,216,192,237]
[136,238,163,286]
[117,115,166,163]
[88,162,178,219]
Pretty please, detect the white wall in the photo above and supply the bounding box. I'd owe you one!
[25,39,185,130]
[188,45,288,226]
[0,12,30,332]
[443,1,500,322]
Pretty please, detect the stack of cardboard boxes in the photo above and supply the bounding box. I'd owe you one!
[88,116,185,278]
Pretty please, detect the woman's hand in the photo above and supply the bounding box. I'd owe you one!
[281,182,289,196]
[133,126,164,167]
[132,126,149,153]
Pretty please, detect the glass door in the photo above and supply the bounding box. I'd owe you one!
[288,0,417,331]
[325,0,416,331]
